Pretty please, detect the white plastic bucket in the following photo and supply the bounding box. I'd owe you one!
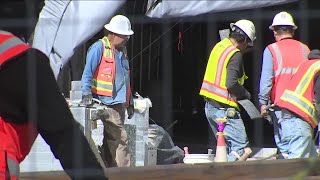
[183,154,215,164]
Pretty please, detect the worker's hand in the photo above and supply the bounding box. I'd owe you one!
[260,104,268,119]
[127,104,134,119]
[81,94,93,106]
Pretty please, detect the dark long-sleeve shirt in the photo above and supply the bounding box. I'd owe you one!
[226,52,250,100]
[0,48,106,179]
[207,51,250,108]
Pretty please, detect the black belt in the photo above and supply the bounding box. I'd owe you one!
[205,98,240,119]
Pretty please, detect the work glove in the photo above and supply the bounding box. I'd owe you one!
[127,104,134,119]
[81,94,93,106]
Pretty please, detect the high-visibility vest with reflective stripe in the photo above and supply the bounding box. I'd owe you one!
[200,38,245,109]
[275,60,320,128]
[0,31,30,65]
[0,118,38,179]
[268,39,309,103]
[0,31,38,179]
[92,37,116,96]
[91,37,132,106]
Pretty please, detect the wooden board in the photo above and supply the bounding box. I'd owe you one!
[21,158,320,180]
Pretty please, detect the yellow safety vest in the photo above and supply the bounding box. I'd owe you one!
[200,38,247,109]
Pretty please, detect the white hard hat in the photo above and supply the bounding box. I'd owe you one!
[104,15,134,36]
[269,11,297,30]
[230,19,256,46]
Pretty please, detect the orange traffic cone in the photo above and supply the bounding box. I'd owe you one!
[215,118,227,162]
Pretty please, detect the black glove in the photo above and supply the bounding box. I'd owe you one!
[127,104,134,119]
[81,94,93,106]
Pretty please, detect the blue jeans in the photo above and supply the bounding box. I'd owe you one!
[205,102,249,161]
[273,109,317,159]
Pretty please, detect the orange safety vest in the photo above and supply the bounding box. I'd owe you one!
[275,60,320,128]
[200,38,246,109]
[268,39,309,103]
[91,37,131,106]
[0,31,38,179]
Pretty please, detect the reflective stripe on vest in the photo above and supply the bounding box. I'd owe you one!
[0,151,19,180]
[201,80,235,102]
[92,37,115,96]
[7,154,19,179]
[268,39,309,103]
[0,32,29,65]
[272,43,308,76]
[278,61,320,128]
[200,38,241,108]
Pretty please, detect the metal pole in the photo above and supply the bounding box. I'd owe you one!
[161,21,173,136]
[298,0,308,44]
[206,16,217,150]
[253,8,264,147]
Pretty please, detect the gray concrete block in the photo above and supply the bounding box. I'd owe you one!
[124,124,136,167]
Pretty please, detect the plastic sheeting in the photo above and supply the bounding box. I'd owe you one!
[32,0,298,78]
[146,0,298,18]
[32,0,125,78]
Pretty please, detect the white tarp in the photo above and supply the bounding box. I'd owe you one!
[32,0,125,78]
[32,0,298,78]
[146,0,298,18]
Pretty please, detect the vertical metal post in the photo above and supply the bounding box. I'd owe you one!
[139,23,144,92]
[161,21,173,136]
[206,16,217,149]
[148,26,152,80]
[25,0,38,173]
[298,0,308,44]
[253,9,264,147]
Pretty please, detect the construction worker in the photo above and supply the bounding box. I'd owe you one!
[200,19,256,161]
[0,31,106,179]
[272,49,320,158]
[258,11,310,158]
[81,15,134,167]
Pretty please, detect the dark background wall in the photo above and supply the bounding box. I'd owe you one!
[1,0,320,153]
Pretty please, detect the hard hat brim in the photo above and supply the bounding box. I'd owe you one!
[269,24,298,31]
[104,24,134,36]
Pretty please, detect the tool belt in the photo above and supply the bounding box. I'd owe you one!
[204,98,239,119]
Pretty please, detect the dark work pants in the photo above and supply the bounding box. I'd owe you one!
[0,49,106,179]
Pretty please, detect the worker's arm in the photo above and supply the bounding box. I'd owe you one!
[81,41,103,95]
[226,52,251,100]
[0,49,107,179]
[258,48,273,106]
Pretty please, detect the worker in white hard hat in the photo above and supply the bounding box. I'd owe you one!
[259,11,311,159]
[81,14,134,167]
[200,19,256,161]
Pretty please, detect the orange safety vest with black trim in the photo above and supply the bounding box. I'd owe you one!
[0,31,38,179]
[268,39,309,103]
[275,60,320,128]
[200,38,247,109]
[91,37,132,106]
